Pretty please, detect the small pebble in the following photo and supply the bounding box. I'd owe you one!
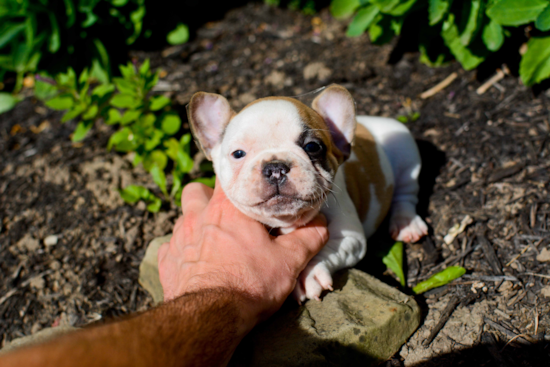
[44,235,58,247]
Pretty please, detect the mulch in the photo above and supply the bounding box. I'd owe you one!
[1,3,549,365]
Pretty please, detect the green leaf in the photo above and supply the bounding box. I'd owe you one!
[397,115,408,123]
[34,77,57,100]
[535,4,550,31]
[79,68,89,85]
[61,104,86,122]
[72,120,93,142]
[482,19,504,51]
[161,114,181,135]
[441,14,485,70]
[150,165,167,196]
[520,36,550,86]
[114,77,137,96]
[167,23,189,45]
[164,138,180,160]
[106,108,122,125]
[139,59,150,76]
[459,0,483,46]
[388,0,417,16]
[82,104,98,120]
[45,95,74,110]
[382,242,406,286]
[149,95,170,111]
[191,176,216,188]
[486,0,547,26]
[413,266,466,294]
[119,63,135,79]
[346,5,380,37]
[180,133,192,154]
[0,23,26,49]
[92,84,115,98]
[0,92,20,115]
[146,197,162,212]
[138,113,156,127]
[429,0,451,25]
[145,129,164,150]
[63,0,76,27]
[90,59,109,84]
[330,0,361,19]
[171,172,183,198]
[372,0,400,13]
[48,12,60,53]
[143,150,168,171]
[176,149,194,174]
[110,94,139,108]
[108,127,131,150]
[120,109,141,125]
[112,0,129,6]
[119,185,149,204]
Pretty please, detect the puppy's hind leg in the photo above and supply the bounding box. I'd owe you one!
[357,116,428,243]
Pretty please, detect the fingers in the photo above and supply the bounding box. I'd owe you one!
[180,182,214,215]
[275,213,329,266]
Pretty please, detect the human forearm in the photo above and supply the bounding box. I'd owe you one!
[0,289,253,367]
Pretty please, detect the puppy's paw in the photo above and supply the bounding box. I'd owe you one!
[390,213,428,243]
[292,262,333,303]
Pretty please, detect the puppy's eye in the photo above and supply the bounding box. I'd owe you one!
[232,150,246,159]
[304,142,322,154]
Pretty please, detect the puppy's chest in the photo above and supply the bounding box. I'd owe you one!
[343,124,393,229]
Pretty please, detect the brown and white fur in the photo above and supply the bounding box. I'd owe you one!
[187,85,428,302]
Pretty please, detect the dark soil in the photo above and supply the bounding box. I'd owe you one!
[1,3,549,366]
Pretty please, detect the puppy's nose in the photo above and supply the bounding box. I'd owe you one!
[262,161,291,186]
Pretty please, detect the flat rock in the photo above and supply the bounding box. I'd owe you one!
[138,234,170,304]
[140,236,421,366]
[0,326,77,355]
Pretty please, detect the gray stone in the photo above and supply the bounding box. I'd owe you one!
[0,326,77,355]
[139,236,420,366]
[138,234,170,305]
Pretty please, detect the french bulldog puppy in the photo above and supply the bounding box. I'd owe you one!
[187,84,428,302]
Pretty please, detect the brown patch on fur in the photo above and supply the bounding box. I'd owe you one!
[242,96,341,173]
[344,123,393,227]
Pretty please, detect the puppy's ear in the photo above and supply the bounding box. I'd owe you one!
[187,92,235,160]
[312,84,356,160]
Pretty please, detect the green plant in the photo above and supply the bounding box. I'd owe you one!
[0,0,189,115]
[331,0,550,86]
[412,265,466,294]
[38,59,212,212]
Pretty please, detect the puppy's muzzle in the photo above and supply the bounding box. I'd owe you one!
[262,160,291,186]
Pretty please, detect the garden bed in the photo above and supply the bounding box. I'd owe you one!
[1,3,549,365]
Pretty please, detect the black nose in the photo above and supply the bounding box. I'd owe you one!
[262,161,291,185]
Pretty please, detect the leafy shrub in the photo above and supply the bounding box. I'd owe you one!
[0,0,189,96]
[37,59,213,212]
[331,0,550,86]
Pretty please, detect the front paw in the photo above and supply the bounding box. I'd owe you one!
[389,212,428,243]
[292,262,333,303]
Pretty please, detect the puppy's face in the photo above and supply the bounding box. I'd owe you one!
[188,85,356,228]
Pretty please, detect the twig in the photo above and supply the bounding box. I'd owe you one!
[501,334,533,352]
[462,274,519,282]
[520,272,550,279]
[478,234,503,275]
[423,295,460,347]
[476,66,509,95]
[420,72,458,99]
[505,246,531,267]
[0,270,53,306]
[484,317,532,345]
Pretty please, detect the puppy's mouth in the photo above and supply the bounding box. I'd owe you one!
[253,194,319,208]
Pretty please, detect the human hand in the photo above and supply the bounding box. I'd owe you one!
[157,179,328,328]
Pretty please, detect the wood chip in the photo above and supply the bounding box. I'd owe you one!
[420,72,458,99]
[476,66,509,95]
[478,234,503,275]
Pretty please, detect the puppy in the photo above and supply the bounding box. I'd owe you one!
[187,84,428,302]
